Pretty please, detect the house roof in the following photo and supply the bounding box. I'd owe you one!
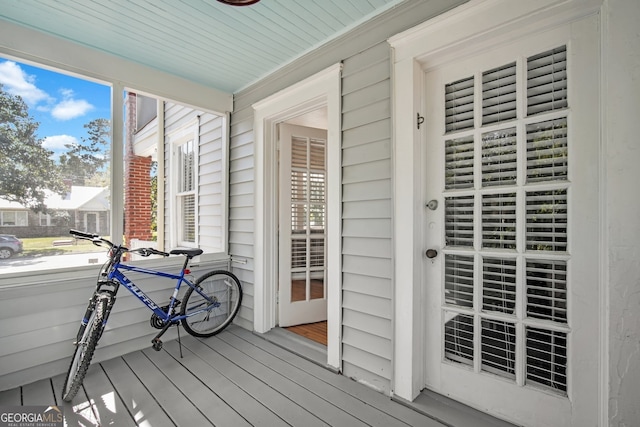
[0,186,109,211]
[0,0,407,94]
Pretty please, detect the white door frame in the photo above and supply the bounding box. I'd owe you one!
[253,63,342,370]
[389,0,604,415]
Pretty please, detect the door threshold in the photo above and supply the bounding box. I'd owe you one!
[255,327,336,372]
[392,389,519,427]
[256,329,515,426]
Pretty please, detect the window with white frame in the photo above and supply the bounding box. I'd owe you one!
[175,137,197,247]
[132,98,226,254]
[0,56,227,277]
[39,213,51,226]
[0,56,111,273]
[0,211,28,226]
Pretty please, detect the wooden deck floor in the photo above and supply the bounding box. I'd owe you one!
[0,325,446,427]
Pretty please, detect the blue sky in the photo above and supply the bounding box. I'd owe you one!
[0,57,111,160]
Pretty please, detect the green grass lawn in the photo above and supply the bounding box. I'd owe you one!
[19,236,109,258]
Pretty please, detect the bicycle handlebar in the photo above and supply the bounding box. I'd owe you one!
[69,229,170,258]
[70,229,114,248]
[69,229,100,240]
[136,248,170,258]
[70,229,100,240]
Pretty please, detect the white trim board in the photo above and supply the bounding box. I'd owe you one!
[388,0,604,422]
[0,20,232,114]
[253,64,342,370]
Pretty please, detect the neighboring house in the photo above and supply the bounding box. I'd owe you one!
[0,186,110,238]
[0,1,638,426]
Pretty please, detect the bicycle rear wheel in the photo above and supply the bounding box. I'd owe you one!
[181,270,242,337]
[62,293,109,402]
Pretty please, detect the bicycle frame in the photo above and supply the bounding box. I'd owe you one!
[104,260,218,324]
[63,228,242,403]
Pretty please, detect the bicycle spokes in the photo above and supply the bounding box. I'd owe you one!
[181,271,242,337]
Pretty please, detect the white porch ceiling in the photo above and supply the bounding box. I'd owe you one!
[0,0,407,94]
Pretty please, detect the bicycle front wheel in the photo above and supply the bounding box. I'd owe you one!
[62,293,109,402]
[181,270,243,337]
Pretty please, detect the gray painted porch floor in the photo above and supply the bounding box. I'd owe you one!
[0,325,516,426]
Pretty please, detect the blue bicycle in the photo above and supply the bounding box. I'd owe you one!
[61,229,242,402]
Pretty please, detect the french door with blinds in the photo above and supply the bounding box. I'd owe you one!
[422,24,600,424]
[278,124,328,327]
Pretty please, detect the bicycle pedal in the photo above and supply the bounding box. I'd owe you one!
[151,339,163,351]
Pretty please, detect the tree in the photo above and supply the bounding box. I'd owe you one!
[59,118,110,185]
[0,84,66,212]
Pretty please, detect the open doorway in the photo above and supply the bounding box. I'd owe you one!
[278,109,328,346]
[253,63,342,370]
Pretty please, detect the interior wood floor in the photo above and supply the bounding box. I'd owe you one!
[286,279,328,345]
[284,320,327,346]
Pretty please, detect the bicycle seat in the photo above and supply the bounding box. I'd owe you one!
[170,248,203,258]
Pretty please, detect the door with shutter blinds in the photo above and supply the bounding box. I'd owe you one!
[278,123,328,327]
[422,27,600,424]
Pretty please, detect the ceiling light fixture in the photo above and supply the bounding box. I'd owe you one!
[216,0,261,6]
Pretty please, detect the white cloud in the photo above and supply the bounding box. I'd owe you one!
[42,134,77,150]
[0,62,95,121]
[0,61,51,105]
[60,88,74,98]
[51,89,94,120]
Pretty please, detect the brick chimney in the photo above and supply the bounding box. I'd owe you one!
[124,92,153,244]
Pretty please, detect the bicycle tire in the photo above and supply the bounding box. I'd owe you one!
[181,270,242,337]
[61,293,109,402]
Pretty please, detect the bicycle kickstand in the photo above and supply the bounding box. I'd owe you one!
[176,324,183,358]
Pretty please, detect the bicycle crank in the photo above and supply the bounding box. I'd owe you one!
[150,314,166,329]
[150,300,181,329]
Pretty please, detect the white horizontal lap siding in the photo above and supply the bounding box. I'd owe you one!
[163,103,225,253]
[228,109,256,330]
[225,0,468,393]
[0,261,217,390]
[0,279,93,389]
[198,113,225,253]
[163,102,199,250]
[164,102,199,133]
[341,41,393,393]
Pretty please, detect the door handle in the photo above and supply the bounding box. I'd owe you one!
[425,249,438,259]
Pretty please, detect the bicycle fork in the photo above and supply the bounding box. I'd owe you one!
[76,287,116,345]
